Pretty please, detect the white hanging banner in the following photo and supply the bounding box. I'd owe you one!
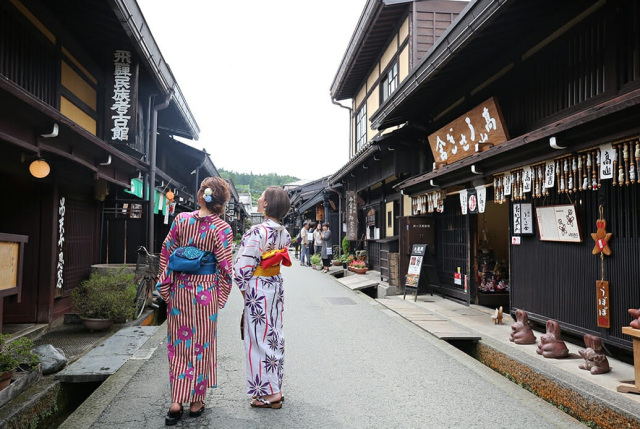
[459,189,468,215]
[504,174,512,196]
[522,165,532,193]
[600,143,615,179]
[544,161,555,188]
[476,186,486,213]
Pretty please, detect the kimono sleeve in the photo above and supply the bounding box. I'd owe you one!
[214,219,234,308]
[155,213,182,301]
[233,227,263,292]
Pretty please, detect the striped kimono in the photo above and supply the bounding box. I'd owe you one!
[156,211,233,404]
[233,219,291,397]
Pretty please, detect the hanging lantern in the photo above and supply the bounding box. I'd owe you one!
[29,159,50,178]
[166,190,175,201]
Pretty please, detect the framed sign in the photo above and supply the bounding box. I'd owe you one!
[535,205,582,242]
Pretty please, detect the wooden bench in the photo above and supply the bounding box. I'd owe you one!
[617,326,640,394]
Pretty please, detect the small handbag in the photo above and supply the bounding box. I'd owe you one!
[168,246,217,275]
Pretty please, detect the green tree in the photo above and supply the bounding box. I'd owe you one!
[219,169,299,205]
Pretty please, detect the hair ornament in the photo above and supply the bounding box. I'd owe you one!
[204,187,213,203]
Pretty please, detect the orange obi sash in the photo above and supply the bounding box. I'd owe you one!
[253,248,291,277]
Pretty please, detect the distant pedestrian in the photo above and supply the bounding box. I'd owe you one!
[156,177,233,425]
[314,223,323,256]
[299,222,310,266]
[321,223,332,273]
[234,186,291,409]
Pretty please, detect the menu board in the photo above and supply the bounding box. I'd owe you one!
[535,205,582,242]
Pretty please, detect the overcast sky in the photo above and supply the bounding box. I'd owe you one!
[136,0,367,181]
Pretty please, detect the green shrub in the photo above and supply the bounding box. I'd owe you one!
[310,253,322,266]
[71,268,137,321]
[342,236,350,256]
[0,335,39,373]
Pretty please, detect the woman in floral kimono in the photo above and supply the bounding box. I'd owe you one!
[234,186,291,409]
[156,177,233,425]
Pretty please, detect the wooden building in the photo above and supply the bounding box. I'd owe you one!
[329,0,466,283]
[369,0,640,353]
[0,0,200,330]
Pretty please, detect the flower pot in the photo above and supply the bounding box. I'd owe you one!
[351,267,368,274]
[0,370,13,391]
[332,261,342,266]
[81,317,114,331]
[342,263,347,269]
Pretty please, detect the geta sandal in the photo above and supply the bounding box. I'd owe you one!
[165,406,183,426]
[250,396,283,409]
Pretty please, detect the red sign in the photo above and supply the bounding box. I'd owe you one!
[596,280,610,328]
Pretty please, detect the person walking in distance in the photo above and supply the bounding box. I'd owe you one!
[156,177,234,425]
[299,222,310,266]
[234,186,291,409]
[313,222,323,257]
[321,223,332,273]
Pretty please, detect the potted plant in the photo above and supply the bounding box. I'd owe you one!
[0,334,39,391]
[349,259,368,274]
[340,253,354,269]
[71,268,137,331]
[310,253,322,270]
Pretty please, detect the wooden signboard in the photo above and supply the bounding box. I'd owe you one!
[596,280,610,328]
[428,97,509,165]
[535,205,582,242]
[0,233,28,299]
[346,191,358,241]
[0,242,19,291]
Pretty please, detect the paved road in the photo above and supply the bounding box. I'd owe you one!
[83,263,584,428]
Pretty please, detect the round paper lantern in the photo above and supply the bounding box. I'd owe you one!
[166,190,175,201]
[29,159,50,178]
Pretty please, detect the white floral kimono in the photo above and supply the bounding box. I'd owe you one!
[233,219,291,397]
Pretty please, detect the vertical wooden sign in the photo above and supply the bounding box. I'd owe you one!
[596,280,610,328]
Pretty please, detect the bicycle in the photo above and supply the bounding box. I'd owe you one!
[134,246,161,319]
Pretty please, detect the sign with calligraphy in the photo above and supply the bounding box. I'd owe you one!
[366,208,376,226]
[107,50,139,145]
[427,97,509,165]
[522,166,532,193]
[467,188,478,214]
[599,143,615,180]
[521,203,533,235]
[476,186,486,213]
[535,205,582,242]
[346,191,358,241]
[596,280,610,328]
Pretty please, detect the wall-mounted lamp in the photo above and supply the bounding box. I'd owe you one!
[29,158,50,178]
[429,179,437,187]
[471,165,483,175]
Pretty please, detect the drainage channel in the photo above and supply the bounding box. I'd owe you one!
[1,308,164,429]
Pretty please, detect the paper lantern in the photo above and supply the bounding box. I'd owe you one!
[29,159,50,178]
[166,190,175,201]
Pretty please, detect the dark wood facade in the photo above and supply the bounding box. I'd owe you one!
[0,0,199,331]
[376,0,640,353]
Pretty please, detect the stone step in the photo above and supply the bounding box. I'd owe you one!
[55,326,157,383]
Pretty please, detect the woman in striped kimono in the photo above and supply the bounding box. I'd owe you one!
[156,177,233,425]
[234,186,291,409]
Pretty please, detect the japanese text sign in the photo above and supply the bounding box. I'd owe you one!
[108,50,138,145]
[428,97,509,165]
[347,191,358,241]
[596,280,610,328]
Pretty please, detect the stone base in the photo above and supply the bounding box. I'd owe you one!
[0,365,42,409]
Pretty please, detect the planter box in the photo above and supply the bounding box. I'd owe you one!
[0,365,42,408]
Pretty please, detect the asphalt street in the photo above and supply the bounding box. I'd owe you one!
[82,263,584,428]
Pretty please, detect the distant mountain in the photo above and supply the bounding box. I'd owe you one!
[219,169,299,204]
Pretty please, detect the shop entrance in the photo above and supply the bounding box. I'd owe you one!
[474,200,510,311]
